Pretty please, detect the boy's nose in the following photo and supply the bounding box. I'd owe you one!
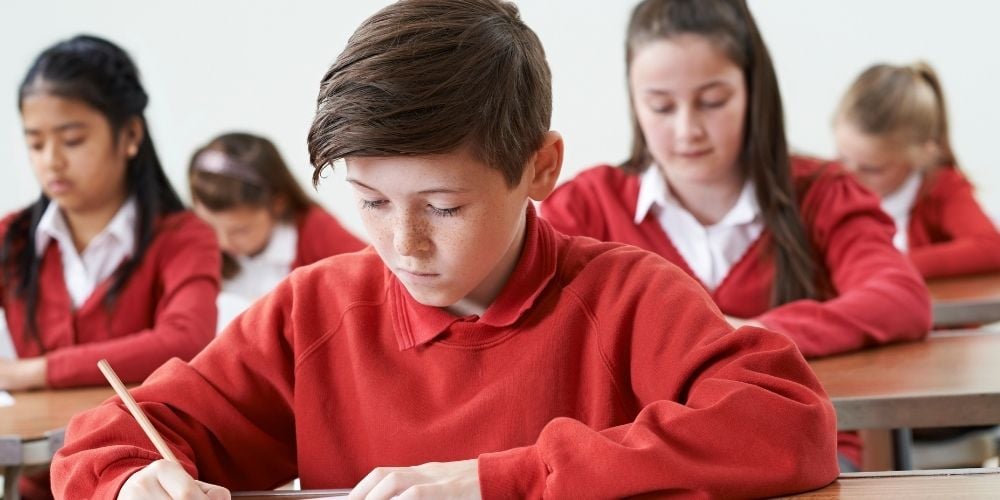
[393,215,432,257]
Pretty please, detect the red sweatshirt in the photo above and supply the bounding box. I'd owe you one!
[541,157,931,359]
[0,211,221,388]
[291,204,366,268]
[52,208,838,499]
[908,166,1000,279]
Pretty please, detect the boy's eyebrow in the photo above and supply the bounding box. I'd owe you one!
[346,178,382,192]
[346,178,470,195]
[24,122,87,135]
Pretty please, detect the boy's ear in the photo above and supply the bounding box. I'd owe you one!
[526,131,563,201]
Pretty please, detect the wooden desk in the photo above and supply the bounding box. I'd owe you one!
[231,469,1000,499]
[0,387,115,500]
[233,490,348,499]
[787,468,1000,498]
[928,273,1000,327]
[809,332,1000,431]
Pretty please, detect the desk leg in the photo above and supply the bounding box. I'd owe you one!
[4,465,22,500]
[892,428,915,470]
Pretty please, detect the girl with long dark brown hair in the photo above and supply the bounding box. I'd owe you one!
[541,0,932,471]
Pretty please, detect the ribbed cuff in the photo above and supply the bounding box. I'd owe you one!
[478,445,547,500]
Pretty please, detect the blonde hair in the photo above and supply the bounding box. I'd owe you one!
[836,61,957,168]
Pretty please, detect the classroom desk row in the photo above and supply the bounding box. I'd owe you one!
[811,330,1000,431]
[227,469,1000,499]
[810,329,1000,470]
[929,272,1000,327]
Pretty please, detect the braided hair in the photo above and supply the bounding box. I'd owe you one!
[2,35,184,348]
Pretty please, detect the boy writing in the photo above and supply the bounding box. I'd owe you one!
[53,1,838,498]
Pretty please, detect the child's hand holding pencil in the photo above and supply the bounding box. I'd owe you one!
[98,359,231,500]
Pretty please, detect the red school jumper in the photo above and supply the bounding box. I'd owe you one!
[1,210,221,388]
[907,165,1000,279]
[52,208,839,499]
[541,158,932,468]
[541,157,931,358]
[291,204,366,267]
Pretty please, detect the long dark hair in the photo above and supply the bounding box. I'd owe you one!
[2,35,184,348]
[623,0,822,306]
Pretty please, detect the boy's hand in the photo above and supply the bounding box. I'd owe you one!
[349,459,481,500]
[119,460,230,500]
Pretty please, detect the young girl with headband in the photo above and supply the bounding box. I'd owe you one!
[189,132,364,325]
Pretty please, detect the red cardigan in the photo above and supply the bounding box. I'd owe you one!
[291,204,366,268]
[1,210,220,388]
[541,157,931,359]
[908,166,1000,278]
[53,209,838,499]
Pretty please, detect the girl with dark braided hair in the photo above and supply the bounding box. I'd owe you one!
[2,34,221,499]
[0,35,220,408]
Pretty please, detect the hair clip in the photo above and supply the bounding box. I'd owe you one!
[192,149,266,187]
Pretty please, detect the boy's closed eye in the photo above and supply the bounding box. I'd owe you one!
[361,198,463,217]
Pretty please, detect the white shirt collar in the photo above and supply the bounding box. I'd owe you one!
[880,170,923,221]
[880,170,923,251]
[33,197,138,308]
[635,165,670,224]
[234,222,297,268]
[634,165,760,227]
[35,197,138,258]
[223,222,298,307]
[634,165,764,291]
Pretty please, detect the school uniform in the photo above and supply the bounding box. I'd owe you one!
[218,205,365,328]
[225,204,364,299]
[902,166,1000,278]
[541,157,933,469]
[52,207,839,499]
[541,156,931,358]
[0,203,221,388]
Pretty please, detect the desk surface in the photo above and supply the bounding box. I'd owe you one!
[927,272,1000,327]
[809,332,1000,430]
[230,470,1000,499]
[233,491,348,499]
[0,386,115,440]
[787,468,1000,499]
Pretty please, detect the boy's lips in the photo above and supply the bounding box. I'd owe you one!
[397,268,440,281]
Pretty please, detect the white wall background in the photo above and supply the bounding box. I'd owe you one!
[1,0,997,241]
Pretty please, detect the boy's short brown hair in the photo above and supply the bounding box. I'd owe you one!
[307,0,551,188]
